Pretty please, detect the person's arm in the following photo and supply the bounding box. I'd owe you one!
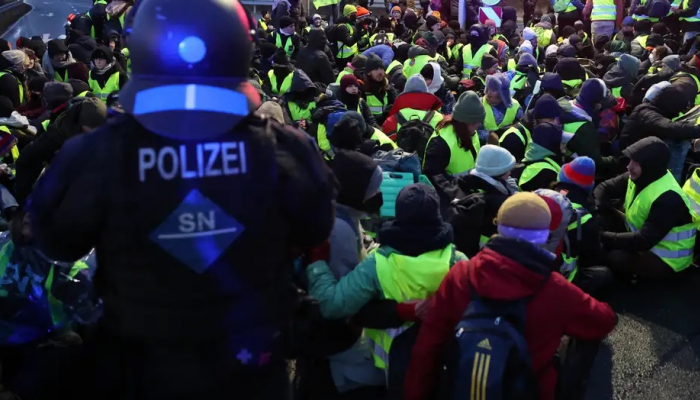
[306,253,381,318]
[562,277,617,339]
[645,113,700,142]
[583,0,593,17]
[0,75,20,108]
[404,265,466,400]
[594,172,629,210]
[317,53,336,86]
[422,135,452,177]
[602,191,689,251]
[28,131,109,262]
[616,0,624,28]
[337,24,356,47]
[678,0,700,17]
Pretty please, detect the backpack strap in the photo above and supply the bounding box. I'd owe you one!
[395,110,408,126]
[421,110,435,124]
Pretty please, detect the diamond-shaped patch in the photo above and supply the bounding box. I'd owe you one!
[150,189,245,274]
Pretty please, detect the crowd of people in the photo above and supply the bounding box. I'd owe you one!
[0,0,697,398]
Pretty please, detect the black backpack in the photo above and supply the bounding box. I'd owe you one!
[395,110,436,158]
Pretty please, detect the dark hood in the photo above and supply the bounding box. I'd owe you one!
[501,20,517,40]
[68,35,98,65]
[307,28,327,51]
[407,45,430,59]
[0,55,14,71]
[285,70,317,101]
[378,221,453,257]
[649,86,690,118]
[311,98,346,123]
[554,57,585,81]
[469,25,488,49]
[602,64,630,88]
[622,136,670,190]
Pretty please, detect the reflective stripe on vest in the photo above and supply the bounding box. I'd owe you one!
[482,98,520,131]
[273,33,295,57]
[561,202,593,282]
[671,72,700,105]
[288,101,316,122]
[370,127,397,148]
[682,168,700,221]
[365,245,453,370]
[518,157,560,189]
[681,0,700,21]
[387,60,402,75]
[366,92,388,115]
[625,171,697,271]
[0,72,23,104]
[499,124,531,147]
[403,54,436,78]
[462,44,493,78]
[591,0,617,21]
[426,124,480,175]
[88,71,120,101]
[336,24,358,59]
[267,70,293,96]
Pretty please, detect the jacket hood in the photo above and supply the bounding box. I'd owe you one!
[469,236,554,301]
[523,142,556,162]
[426,62,443,94]
[286,70,317,97]
[602,65,630,88]
[307,28,328,51]
[622,136,670,187]
[649,86,689,118]
[387,91,443,116]
[407,45,430,59]
[311,98,346,123]
[469,24,488,49]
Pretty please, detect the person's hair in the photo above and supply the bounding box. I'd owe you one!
[654,45,670,60]
[21,48,38,62]
[364,71,388,91]
[434,114,453,133]
[652,22,666,35]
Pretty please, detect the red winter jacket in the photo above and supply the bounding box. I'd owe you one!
[382,91,443,135]
[404,236,616,400]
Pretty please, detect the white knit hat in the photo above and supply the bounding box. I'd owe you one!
[475,145,516,176]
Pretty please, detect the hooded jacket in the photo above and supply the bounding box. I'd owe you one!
[631,57,680,108]
[381,90,442,134]
[451,25,499,75]
[89,47,129,90]
[510,139,561,193]
[620,87,700,151]
[404,236,616,400]
[296,28,337,86]
[0,55,25,108]
[602,55,640,103]
[670,60,700,108]
[261,62,295,98]
[595,138,694,252]
[281,71,319,125]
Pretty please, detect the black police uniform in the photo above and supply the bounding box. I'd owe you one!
[27,0,337,399]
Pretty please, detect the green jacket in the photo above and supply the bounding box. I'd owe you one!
[306,245,468,319]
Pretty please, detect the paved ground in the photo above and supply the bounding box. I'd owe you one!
[2,0,92,43]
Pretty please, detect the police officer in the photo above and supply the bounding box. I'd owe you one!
[27,0,337,398]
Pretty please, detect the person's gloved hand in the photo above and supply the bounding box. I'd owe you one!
[305,241,330,264]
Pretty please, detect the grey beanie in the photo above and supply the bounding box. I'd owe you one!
[2,50,25,72]
[662,54,681,72]
[475,145,516,176]
[404,74,429,93]
[452,91,485,124]
[43,81,73,104]
[618,54,641,80]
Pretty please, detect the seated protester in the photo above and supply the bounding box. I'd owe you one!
[482,20,509,67]
[530,72,567,105]
[261,50,294,98]
[670,51,700,109]
[104,30,128,72]
[630,19,653,60]
[640,45,671,75]
[603,54,641,104]
[306,183,466,388]
[470,53,500,93]
[334,110,396,155]
[15,97,106,205]
[268,16,301,60]
[558,79,618,174]
[614,17,635,49]
[453,24,499,79]
[511,122,564,191]
[554,157,613,295]
[620,84,700,181]
[404,33,451,81]
[382,74,443,135]
[280,70,319,129]
[544,44,559,72]
[339,74,378,128]
[481,73,522,134]
[501,94,562,162]
[21,48,45,81]
[42,39,89,83]
[532,14,557,48]
[363,54,398,126]
[309,97,347,156]
[370,15,396,44]
[420,62,455,115]
[0,50,28,109]
[451,145,519,257]
[594,40,628,77]
[0,96,37,151]
[558,26,577,44]
[296,28,337,86]
[88,46,128,102]
[522,27,544,63]
[30,82,74,136]
[596,137,699,279]
[575,20,593,46]
[256,101,285,124]
[404,192,617,400]
[336,54,367,84]
[16,76,48,120]
[422,92,484,195]
[632,54,681,108]
[554,57,589,97]
[569,34,593,60]
[440,28,458,61]
[388,43,410,91]
[509,53,539,108]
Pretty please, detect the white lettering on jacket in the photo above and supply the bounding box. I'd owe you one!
[138,142,247,182]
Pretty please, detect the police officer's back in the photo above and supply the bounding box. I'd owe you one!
[27,1,337,398]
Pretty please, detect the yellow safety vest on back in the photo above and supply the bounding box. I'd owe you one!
[591,0,617,21]
[482,98,520,131]
[499,124,531,148]
[682,168,700,221]
[336,24,358,59]
[369,32,395,45]
[267,70,293,96]
[370,127,397,148]
[681,0,700,21]
[671,72,700,105]
[626,171,697,271]
[336,67,353,84]
[365,245,454,370]
[462,44,493,78]
[518,157,560,189]
[288,101,316,122]
[273,32,296,57]
[366,93,388,116]
[386,60,402,75]
[403,54,435,78]
[634,34,649,49]
[425,125,480,175]
[0,71,23,104]
[395,108,444,132]
[88,71,120,101]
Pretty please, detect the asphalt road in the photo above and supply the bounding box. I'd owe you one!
[2,0,93,43]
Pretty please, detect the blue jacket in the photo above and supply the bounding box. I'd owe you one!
[362,45,395,68]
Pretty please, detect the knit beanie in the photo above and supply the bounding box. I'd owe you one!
[576,78,614,109]
[343,4,357,16]
[391,5,401,13]
[559,156,596,192]
[540,72,564,93]
[643,81,672,103]
[433,31,446,46]
[404,74,429,93]
[2,50,25,72]
[519,41,533,55]
[356,6,370,17]
[340,73,360,92]
[421,32,440,49]
[279,16,296,28]
[568,34,582,48]
[395,183,444,227]
[481,53,499,70]
[557,44,576,58]
[350,54,367,70]
[453,91,485,124]
[257,101,285,124]
[541,15,552,24]
[496,192,552,245]
[91,46,113,61]
[475,145,516,176]
[43,81,73,105]
[78,97,107,129]
[332,149,381,210]
[622,16,635,26]
[517,53,537,68]
[533,94,561,120]
[331,112,365,150]
[618,54,641,80]
[47,39,68,58]
[365,54,384,73]
[531,122,563,154]
[662,54,681,72]
[523,27,537,42]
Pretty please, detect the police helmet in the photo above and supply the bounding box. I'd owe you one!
[119,0,261,139]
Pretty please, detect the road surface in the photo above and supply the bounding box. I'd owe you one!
[2,0,92,43]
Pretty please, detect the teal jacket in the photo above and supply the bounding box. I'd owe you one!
[306,245,468,319]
